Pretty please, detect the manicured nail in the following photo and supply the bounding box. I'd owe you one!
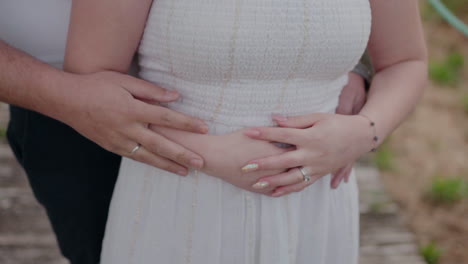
[198,123,209,133]
[244,129,261,137]
[272,114,288,122]
[190,158,203,168]
[241,163,259,172]
[252,181,269,189]
[163,90,179,100]
[177,170,188,176]
[272,191,284,197]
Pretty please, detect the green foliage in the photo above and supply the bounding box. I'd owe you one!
[369,200,393,214]
[429,52,464,87]
[443,0,468,16]
[421,3,438,22]
[446,52,464,70]
[462,94,468,114]
[0,128,6,139]
[427,177,468,204]
[423,0,468,22]
[373,141,395,172]
[420,242,442,264]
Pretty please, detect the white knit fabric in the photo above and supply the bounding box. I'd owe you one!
[101,0,371,263]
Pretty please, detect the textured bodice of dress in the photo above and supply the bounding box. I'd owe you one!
[138,0,371,130]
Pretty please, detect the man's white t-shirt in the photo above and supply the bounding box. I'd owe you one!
[0,0,71,68]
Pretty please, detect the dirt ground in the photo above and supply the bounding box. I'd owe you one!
[380,3,468,264]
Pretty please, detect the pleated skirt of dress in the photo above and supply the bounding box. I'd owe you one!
[100,123,359,264]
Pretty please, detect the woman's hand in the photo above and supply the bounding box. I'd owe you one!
[241,113,374,197]
[150,126,293,195]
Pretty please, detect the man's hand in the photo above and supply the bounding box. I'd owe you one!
[55,71,208,176]
[331,72,367,189]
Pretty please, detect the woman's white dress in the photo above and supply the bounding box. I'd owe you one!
[101,0,371,263]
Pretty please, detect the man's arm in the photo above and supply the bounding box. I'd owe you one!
[0,40,69,118]
[0,40,207,175]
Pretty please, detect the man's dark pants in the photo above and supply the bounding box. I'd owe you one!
[7,106,121,264]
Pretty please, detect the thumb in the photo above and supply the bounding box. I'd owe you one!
[272,113,328,128]
[121,74,180,103]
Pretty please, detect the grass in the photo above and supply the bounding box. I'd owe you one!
[421,242,442,264]
[429,52,465,87]
[373,141,395,172]
[427,176,468,204]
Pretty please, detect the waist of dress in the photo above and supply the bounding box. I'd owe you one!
[140,71,348,128]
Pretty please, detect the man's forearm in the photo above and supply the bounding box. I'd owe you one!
[0,40,72,120]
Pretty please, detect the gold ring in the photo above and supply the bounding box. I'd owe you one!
[130,144,141,155]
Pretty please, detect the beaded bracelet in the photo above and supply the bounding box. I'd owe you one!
[358,114,379,152]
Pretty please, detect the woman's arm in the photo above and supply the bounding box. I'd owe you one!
[241,0,428,196]
[361,0,427,139]
[65,0,152,73]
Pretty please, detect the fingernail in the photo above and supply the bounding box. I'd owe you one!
[252,181,269,189]
[198,123,209,133]
[272,114,288,122]
[190,158,203,168]
[177,170,188,176]
[241,163,258,173]
[163,90,179,100]
[272,191,284,197]
[244,129,261,137]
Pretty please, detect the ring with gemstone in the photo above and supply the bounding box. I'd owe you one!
[299,167,311,182]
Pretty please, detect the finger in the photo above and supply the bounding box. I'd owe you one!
[271,174,322,197]
[331,167,346,189]
[135,102,208,134]
[335,87,354,115]
[241,150,305,172]
[129,146,189,176]
[352,89,367,115]
[272,113,329,129]
[137,128,204,169]
[243,127,303,145]
[332,163,353,188]
[251,168,304,190]
[344,164,353,183]
[121,75,181,102]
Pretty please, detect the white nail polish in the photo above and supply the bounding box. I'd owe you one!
[241,163,258,172]
[252,181,269,189]
[273,191,284,197]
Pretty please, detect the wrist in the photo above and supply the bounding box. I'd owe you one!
[349,114,379,153]
[35,71,83,124]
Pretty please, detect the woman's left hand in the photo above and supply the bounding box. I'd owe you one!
[241,113,374,197]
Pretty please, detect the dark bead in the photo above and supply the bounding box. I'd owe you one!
[373,136,379,142]
[370,122,375,126]
[371,148,377,152]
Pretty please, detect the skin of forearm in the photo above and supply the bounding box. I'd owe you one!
[0,41,74,121]
[359,59,428,143]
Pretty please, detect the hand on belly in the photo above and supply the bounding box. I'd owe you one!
[150,125,291,196]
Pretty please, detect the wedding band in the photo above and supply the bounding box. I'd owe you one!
[130,144,141,155]
[299,167,311,182]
